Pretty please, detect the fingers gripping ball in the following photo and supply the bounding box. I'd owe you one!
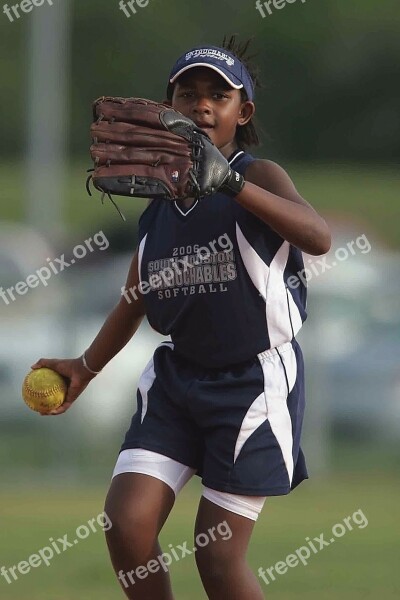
[22,368,67,414]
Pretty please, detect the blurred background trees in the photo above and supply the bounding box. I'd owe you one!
[1,0,399,162]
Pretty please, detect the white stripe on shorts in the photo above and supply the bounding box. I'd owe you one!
[233,392,267,463]
[233,341,297,487]
[257,342,297,485]
[137,358,156,424]
[138,342,174,423]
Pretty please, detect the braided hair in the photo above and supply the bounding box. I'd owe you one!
[222,34,261,149]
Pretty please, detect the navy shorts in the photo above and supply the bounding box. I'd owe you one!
[121,340,308,496]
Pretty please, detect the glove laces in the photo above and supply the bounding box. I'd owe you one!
[86,169,126,222]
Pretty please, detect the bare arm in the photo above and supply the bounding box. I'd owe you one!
[84,249,146,373]
[32,248,148,415]
[235,159,331,256]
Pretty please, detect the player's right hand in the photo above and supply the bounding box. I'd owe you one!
[30,357,96,416]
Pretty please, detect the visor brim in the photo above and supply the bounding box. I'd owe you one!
[170,63,243,90]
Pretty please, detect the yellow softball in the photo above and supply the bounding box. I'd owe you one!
[22,368,67,414]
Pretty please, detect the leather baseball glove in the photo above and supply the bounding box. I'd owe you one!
[87,97,245,203]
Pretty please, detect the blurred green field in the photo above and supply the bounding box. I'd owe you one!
[1,162,399,248]
[0,472,399,599]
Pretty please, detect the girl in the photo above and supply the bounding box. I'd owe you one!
[33,36,331,599]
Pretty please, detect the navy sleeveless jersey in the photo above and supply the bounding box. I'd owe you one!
[137,150,307,368]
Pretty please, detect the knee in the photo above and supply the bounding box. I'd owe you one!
[104,489,159,553]
[195,540,239,584]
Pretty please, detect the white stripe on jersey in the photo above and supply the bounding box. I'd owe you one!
[235,222,269,301]
[138,233,147,286]
[286,288,303,338]
[236,223,302,348]
[265,240,292,348]
[229,150,245,165]
[174,198,199,216]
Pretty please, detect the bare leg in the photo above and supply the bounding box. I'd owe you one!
[104,473,176,600]
[194,497,265,600]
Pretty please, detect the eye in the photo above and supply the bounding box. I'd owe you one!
[212,92,229,100]
[179,91,194,99]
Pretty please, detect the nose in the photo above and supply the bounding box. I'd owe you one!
[192,96,212,116]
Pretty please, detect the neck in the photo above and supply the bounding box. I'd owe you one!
[218,140,239,160]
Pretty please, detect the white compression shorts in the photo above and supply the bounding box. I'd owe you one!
[112,448,266,521]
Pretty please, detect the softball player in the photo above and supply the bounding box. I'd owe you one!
[33,36,331,600]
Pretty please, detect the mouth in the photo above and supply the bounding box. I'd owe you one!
[194,121,215,131]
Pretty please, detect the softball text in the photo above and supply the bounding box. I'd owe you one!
[121,233,234,303]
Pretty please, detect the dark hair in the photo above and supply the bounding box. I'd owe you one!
[222,34,261,149]
[167,35,261,150]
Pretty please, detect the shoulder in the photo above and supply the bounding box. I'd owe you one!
[245,159,297,195]
[244,158,313,209]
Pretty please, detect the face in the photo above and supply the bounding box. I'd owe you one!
[170,67,255,158]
